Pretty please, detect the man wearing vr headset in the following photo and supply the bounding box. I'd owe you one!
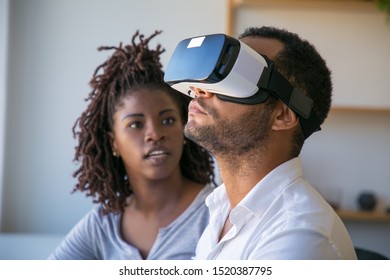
[164,26,357,259]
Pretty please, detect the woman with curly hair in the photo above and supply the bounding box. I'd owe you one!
[48,30,216,260]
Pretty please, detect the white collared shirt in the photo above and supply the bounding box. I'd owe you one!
[194,157,357,260]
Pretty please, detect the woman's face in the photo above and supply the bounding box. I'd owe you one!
[111,88,185,182]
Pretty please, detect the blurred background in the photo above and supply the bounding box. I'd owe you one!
[0,0,389,259]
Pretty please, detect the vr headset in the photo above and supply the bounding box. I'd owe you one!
[164,33,320,139]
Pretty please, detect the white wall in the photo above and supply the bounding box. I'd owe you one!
[234,0,390,109]
[0,0,227,234]
[0,0,9,232]
[301,110,390,212]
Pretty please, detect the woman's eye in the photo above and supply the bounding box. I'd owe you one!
[162,117,175,125]
[129,121,143,129]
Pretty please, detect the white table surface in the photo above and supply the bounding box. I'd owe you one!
[0,233,64,260]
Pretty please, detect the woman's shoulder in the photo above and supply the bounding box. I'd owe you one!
[79,204,122,228]
[199,183,215,198]
[179,184,212,218]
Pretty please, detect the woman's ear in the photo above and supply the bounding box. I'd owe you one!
[271,101,299,132]
[108,132,119,156]
[108,131,114,146]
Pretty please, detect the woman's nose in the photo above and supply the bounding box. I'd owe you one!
[145,123,165,144]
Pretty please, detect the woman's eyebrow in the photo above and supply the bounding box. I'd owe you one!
[159,108,176,115]
[120,108,177,121]
[121,113,143,121]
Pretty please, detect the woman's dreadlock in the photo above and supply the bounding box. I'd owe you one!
[72,30,216,214]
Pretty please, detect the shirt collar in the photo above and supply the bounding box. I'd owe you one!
[239,157,303,218]
[206,157,304,221]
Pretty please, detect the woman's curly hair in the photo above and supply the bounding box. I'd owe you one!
[72,30,216,214]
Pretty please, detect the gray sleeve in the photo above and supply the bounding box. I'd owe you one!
[47,207,100,260]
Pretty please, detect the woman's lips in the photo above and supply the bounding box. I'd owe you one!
[144,149,170,165]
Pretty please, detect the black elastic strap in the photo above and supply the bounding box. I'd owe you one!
[259,65,321,139]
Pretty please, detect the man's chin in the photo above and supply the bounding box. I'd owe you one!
[185,122,204,143]
[185,123,215,152]
[184,121,198,142]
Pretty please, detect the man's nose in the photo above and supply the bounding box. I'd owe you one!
[193,87,214,98]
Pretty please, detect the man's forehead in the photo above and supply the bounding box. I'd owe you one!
[240,37,284,61]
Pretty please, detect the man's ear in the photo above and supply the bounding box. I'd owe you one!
[272,101,299,132]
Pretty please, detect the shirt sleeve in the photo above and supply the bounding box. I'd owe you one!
[248,229,343,260]
[47,207,100,260]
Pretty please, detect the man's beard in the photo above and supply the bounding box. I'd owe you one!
[184,100,273,157]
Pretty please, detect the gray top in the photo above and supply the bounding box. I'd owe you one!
[48,185,213,260]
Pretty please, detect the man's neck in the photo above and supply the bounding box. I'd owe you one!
[216,152,291,208]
